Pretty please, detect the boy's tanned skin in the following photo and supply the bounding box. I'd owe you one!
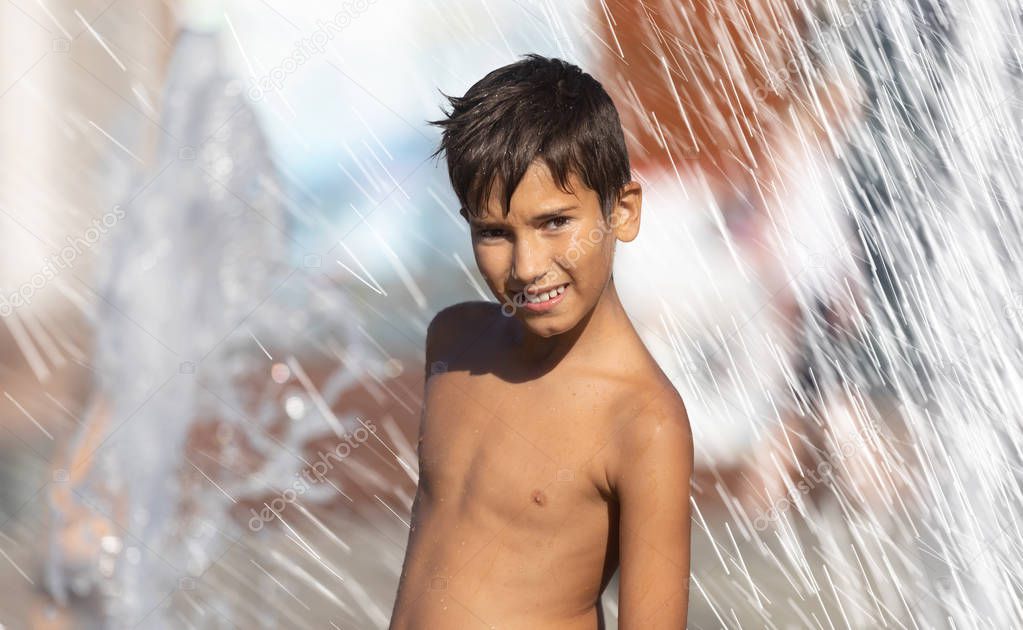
[389,55,693,629]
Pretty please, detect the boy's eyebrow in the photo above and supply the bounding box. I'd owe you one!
[533,205,578,221]
[467,216,495,228]
[468,205,579,228]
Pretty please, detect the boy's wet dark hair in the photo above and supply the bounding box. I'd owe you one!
[428,54,632,222]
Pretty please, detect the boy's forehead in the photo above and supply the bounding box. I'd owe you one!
[477,162,590,221]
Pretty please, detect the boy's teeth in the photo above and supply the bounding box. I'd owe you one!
[525,284,566,303]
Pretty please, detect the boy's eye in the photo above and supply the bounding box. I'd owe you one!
[475,217,570,240]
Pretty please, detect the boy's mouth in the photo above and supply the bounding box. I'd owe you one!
[516,282,569,310]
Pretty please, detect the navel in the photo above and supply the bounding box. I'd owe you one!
[531,489,547,506]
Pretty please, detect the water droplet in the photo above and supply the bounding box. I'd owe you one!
[100,535,122,554]
[271,363,291,383]
[125,546,141,564]
[285,395,306,420]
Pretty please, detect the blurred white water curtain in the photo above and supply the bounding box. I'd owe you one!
[614,0,1023,627]
[42,3,375,627]
[27,0,1023,627]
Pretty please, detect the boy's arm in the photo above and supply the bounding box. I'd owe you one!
[614,392,694,629]
[393,307,454,625]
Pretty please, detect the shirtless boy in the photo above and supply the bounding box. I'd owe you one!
[389,54,694,630]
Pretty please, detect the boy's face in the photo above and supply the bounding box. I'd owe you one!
[466,159,639,338]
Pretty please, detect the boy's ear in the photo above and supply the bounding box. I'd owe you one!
[610,181,642,243]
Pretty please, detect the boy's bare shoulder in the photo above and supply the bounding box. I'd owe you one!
[432,299,502,322]
[427,300,502,341]
[603,356,693,485]
[425,301,503,367]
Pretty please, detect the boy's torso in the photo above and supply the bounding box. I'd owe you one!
[390,302,669,630]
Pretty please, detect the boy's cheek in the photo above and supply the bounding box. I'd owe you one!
[561,236,614,274]
[478,266,513,301]
[472,252,504,283]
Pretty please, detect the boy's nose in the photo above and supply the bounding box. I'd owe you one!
[510,237,550,288]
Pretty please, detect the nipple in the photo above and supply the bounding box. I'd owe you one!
[531,489,546,506]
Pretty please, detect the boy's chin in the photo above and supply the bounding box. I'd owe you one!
[523,324,562,338]
[518,312,574,337]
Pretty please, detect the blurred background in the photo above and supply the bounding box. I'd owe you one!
[1,0,1022,627]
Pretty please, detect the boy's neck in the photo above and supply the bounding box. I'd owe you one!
[509,277,632,370]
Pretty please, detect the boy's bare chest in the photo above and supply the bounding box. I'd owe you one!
[417,371,619,520]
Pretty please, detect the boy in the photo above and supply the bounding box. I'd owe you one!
[389,54,693,629]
